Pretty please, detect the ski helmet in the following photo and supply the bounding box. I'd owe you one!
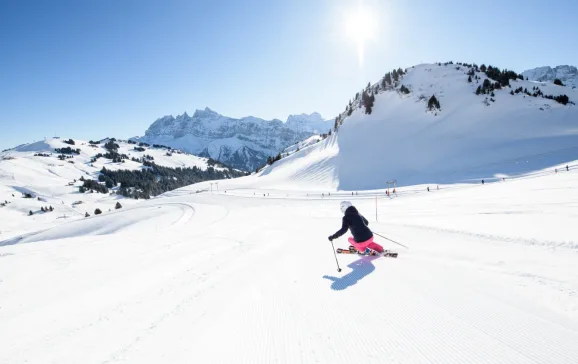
[340,201,352,214]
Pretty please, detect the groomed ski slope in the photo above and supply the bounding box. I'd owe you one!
[1,165,578,364]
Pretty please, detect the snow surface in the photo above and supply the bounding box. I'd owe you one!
[1,162,577,363]
[0,138,212,241]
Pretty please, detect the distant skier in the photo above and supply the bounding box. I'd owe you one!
[567,165,569,171]
[328,201,384,254]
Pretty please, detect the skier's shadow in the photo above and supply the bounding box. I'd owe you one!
[323,255,378,291]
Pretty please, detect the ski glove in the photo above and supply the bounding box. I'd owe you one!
[328,235,335,241]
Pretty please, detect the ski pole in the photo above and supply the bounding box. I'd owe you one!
[329,240,342,272]
[374,232,409,249]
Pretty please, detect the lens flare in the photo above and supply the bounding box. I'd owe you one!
[343,2,378,68]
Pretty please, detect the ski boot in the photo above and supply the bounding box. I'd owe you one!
[357,248,373,255]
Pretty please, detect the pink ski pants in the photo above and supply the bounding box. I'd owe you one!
[348,236,384,253]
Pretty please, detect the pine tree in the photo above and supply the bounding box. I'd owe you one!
[553,78,564,86]
[50,206,53,211]
[41,207,45,212]
[85,212,90,218]
[468,76,472,83]
[94,208,102,215]
[362,91,374,114]
[385,73,392,86]
[476,86,482,95]
[427,95,441,111]
[29,210,33,216]
[115,202,122,209]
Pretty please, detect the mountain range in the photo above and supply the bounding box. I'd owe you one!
[132,109,333,171]
[522,65,577,88]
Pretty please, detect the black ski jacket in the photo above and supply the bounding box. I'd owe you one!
[330,206,373,243]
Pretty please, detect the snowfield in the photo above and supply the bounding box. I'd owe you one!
[1,164,578,364]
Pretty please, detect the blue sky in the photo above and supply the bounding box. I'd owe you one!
[1,0,577,150]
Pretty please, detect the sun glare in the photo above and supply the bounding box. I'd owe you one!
[342,2,378,68]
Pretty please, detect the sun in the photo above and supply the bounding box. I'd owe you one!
[344,4,377,42]
[342,2,378,67]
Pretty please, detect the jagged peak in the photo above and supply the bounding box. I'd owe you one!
[286,112,324,124]
[192,107,220,119]
[154,115,176,123]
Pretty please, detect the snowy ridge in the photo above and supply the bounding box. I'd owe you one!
[133,108,333,171]
[523,65,578,88]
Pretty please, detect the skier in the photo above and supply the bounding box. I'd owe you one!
[328,201,384,254]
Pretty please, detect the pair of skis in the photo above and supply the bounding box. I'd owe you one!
[336,246,398,258]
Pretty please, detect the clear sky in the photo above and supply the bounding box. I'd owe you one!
[1,0,577,150]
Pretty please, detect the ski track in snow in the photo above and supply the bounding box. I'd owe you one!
[390,222,578,250]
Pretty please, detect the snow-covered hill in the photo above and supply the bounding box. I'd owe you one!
[0,137,220,241]
[235,63,578,191]
[133,108,333,171]
[523,65,578,88]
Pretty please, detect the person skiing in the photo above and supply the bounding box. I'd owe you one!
[328,201,384,254]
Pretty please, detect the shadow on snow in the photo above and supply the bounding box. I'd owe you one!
[323,255,379,291]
